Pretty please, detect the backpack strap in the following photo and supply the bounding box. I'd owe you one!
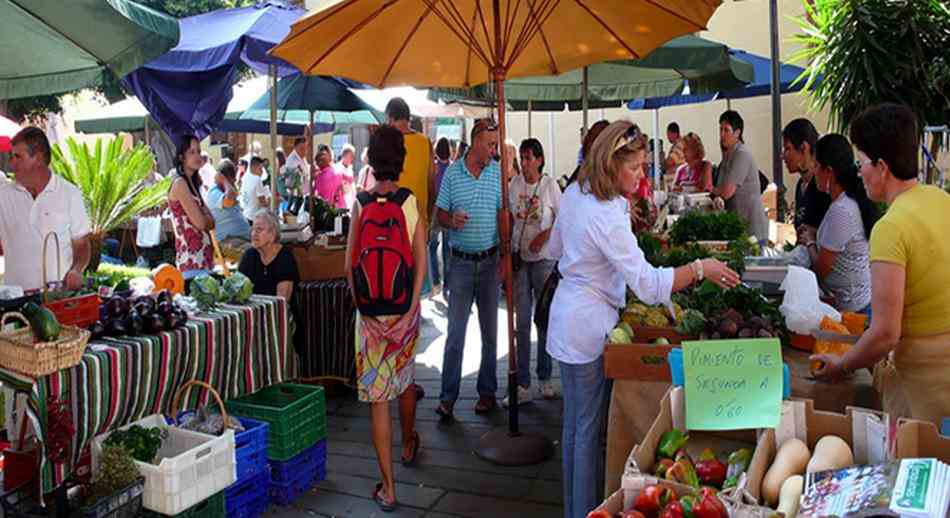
[356,191,374,207]
[390,187,412,206]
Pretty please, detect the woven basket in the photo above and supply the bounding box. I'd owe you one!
[0,312,90,377]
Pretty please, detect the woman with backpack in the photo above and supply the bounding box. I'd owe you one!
[345,125,427,513]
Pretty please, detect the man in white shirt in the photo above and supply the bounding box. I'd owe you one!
[197,151,217,199]
[240,156,270,224]
[0,127,91,291]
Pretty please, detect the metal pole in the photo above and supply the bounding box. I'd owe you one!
[548,112,556,174]
[527,99,532,137]
[581,66,589,133]
[652,109,660,185]
[769,0,785,220]
[144,115,151,146]
[269,64,279,211]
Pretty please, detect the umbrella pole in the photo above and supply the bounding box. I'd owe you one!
[269,64,279,211]
[582,66,589,133]
[527,100,532,137]
[473,68,553,467]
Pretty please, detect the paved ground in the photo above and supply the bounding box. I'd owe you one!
[268,295,566,517]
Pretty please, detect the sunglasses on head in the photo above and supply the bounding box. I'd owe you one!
[472,118,499,138]
[613,125,642,152]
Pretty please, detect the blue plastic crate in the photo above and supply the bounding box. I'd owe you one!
[225,471,270,518]
[175,413,269,486]
[668,348,791,398]
[268,446,327,507]
[269,440,326,485]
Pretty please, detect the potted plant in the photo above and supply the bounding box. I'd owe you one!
[50,137,171,272]
[82,445,144,518]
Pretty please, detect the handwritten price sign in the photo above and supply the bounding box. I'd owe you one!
[682,339,782,430]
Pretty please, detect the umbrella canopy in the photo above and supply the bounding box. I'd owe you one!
[123,0,306,139]
[627,49,812,110]
[0,0,179,100]
[428,35,753,111]
[1,114,22,152]
[238,74,382,126]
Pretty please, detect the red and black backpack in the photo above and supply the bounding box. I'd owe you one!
[351,188,414,316]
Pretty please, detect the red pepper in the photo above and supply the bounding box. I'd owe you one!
[658,500,685,518]
[665,458,700,488]
[692,487,728,518]
[634,484,676,516]
[585,511,611,518]
[655,458,675,478]
[695,448,728,488]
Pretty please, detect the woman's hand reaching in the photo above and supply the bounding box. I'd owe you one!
[702,259,740,289]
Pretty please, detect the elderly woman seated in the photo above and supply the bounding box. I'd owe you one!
[238,211,299,300]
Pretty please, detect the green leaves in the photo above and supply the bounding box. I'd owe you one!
[50,137,171,239]
[793,0,950,130]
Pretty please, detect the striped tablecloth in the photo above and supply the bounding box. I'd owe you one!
[297,279,357,381]
[0,295,296,494]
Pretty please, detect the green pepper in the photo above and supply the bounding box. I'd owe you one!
[657,429,689,460]
[723,448,753,490]
[679,495,697,518]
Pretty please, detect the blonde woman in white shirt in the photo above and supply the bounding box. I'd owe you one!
[545,121,739,518]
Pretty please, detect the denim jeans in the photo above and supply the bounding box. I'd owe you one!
[514,258,555,387]
[439,251,499,403]
[560,356,608,518]
[428,230,451,287]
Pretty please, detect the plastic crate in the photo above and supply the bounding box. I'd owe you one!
[225,471,270,518]
[226,383,326,461]
[177,412,269,486]
[269,440,326,485]
[91,415,236,515]
[44,293,100,328]
[268,462,325,507]
[142,491,226,518]
[81,478,145,518]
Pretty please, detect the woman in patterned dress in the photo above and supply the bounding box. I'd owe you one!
[345,125,426,513]
[167,135,214,272]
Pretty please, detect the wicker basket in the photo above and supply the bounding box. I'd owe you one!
[0,312,90,377]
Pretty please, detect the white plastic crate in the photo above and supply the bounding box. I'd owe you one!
[91,414,236,515]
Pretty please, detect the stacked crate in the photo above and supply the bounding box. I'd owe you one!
[223,417,271,518]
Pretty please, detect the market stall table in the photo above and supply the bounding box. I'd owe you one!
[603,345,880,496]
[0,295,295,495]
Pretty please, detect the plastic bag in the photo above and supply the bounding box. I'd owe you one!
[136,216,162,248]
[779,265,840,334]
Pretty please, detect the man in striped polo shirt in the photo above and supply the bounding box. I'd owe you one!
[435,119,504,420]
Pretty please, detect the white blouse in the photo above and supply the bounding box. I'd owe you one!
[545,183,674,365]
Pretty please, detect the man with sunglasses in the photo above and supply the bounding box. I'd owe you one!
[434,119,505,419]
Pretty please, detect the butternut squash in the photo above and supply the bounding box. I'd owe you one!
[762,438,810,507]
[806,435,853,474]
[777,475,803,518]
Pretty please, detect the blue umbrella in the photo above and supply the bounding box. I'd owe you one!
[123,0,306,139]
[239,74,382,127]
[627,49,813,110]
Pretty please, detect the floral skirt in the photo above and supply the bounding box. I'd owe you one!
[354,312,419,403]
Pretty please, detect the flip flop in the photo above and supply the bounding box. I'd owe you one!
[401,431,421,467]
[373,483,396,513]
[435,401,454,423]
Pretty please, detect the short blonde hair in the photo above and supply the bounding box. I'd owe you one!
[682,132,705,161]
[577,121,647,201]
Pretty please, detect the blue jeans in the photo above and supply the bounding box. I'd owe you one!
[560,356,608,518]
[439,251,499,403]
[428,230,451,287]
[514,259,555,387]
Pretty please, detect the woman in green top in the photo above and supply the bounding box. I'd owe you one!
[812,104,950,426]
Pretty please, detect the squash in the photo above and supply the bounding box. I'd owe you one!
[806,435,853,474]
[762,438,809,507]
[777,475,803,518]
[152,263,184,295]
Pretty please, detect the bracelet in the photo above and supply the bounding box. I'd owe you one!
[690,259,704,282]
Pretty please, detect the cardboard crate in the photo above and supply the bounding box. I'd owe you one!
[604,342,676,382]
[894,418,950,463]
[775,398,890,466]
[622,387,774,503]
[594,483,774,518]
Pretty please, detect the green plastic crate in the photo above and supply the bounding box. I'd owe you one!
[142,491,225,518]
[226,383,326,461]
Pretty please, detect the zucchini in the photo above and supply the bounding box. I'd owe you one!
[21,302,61,342]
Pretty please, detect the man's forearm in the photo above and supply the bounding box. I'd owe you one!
[437,208,453,228]
[70,236,91,273]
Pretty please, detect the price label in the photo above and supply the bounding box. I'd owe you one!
[682,339,782,430]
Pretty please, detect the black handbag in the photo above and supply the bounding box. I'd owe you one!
[533,262,561,332]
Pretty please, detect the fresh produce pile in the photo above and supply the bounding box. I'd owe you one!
[87,264,152,292]
[672,282,786,341]
[586,484,730,518]
[668,212,747,245]
[608,301,681,344]
[103,424,166,464]
[652,431,752,492]
[89,290,188,339]
[21,301,62,342]
[190,272,254,311]
[761,435,854,517]
[639,233,754,275]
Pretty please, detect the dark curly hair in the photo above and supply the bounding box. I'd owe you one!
[369,125,406,182]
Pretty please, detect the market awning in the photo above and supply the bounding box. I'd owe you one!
[0,0,179,100]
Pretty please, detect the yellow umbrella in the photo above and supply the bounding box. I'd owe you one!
[272,0,722,465]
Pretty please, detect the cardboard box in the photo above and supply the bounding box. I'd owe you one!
[895,418,950,463]
[775,398,890,467]
[622,387,775,503]
[604,342,676,382]
[594,482,775,518]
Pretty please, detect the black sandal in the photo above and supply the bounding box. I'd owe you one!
[401,431,421,466]
[373,483,396,513]
[435,401,454,423]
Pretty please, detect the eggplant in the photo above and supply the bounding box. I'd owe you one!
[157,301,174,317]
[133,296,156,316]
[165,312,181,330]
[145,313,165,334]
[173,309,189,328]
[157,290,173,305]
[107,317,129,337]
[107,297,128,318]
[128,310,145,335]
[89,321,106,340]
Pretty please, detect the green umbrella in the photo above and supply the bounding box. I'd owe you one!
[239,74,383,127]
[0,0,179,100]
[429,35,753,111]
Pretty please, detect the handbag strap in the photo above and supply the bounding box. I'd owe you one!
[42,232,62,302]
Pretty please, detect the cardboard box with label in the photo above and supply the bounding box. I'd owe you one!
[895,418,950,463]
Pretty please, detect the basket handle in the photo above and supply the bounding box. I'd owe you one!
[1,312,31,331]
[208,232,231,278]
[42,232,62,304]
[171,380,229,425]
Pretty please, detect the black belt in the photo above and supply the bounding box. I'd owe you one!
[451,246,498,262]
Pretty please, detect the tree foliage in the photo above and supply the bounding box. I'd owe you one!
[136,0,256,17]
[794,0,950,131]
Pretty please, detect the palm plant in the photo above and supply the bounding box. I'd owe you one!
[793,0,950,181]
[51,137,171,271]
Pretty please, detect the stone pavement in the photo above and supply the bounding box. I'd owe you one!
[268,296,566,517]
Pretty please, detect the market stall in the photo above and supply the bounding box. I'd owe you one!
[0,295,295,496]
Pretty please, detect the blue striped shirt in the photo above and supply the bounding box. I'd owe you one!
[436,157,502,253]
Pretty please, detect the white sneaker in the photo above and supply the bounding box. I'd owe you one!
[540,381,557,399]
[502,385,533,407]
